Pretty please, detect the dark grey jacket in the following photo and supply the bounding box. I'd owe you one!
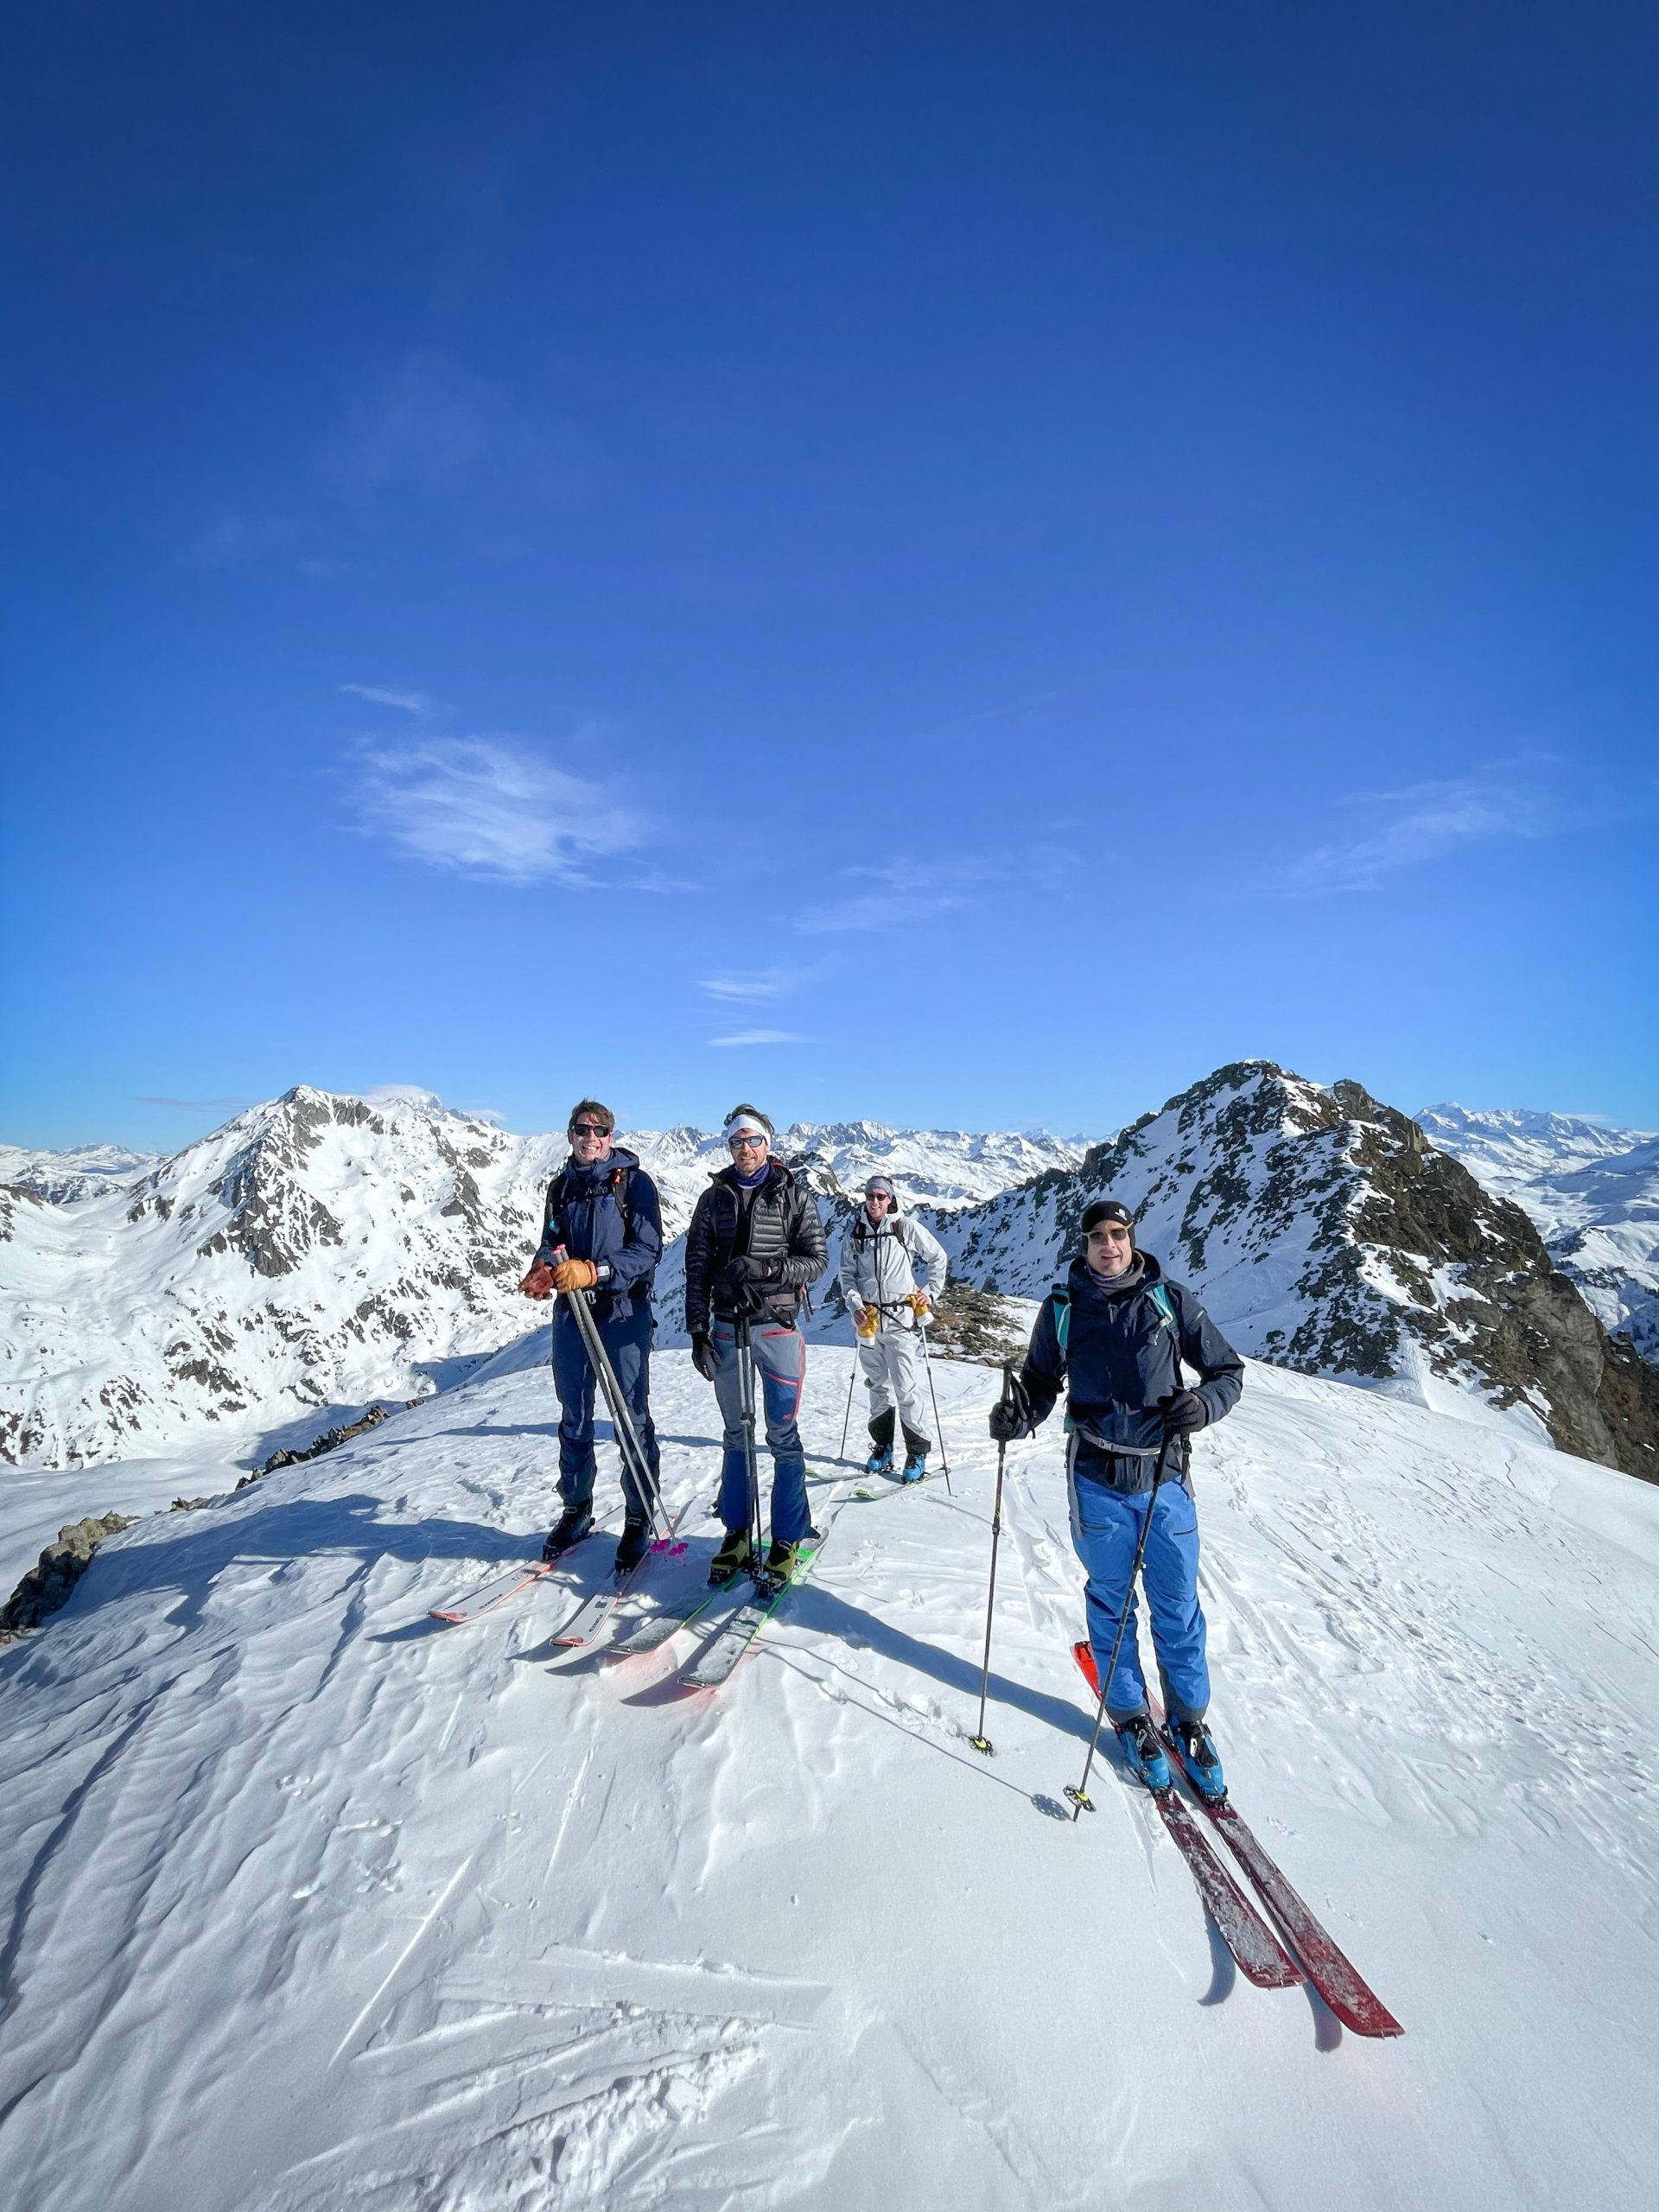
[684,1160,828,1335]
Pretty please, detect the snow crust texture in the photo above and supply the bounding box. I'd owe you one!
[936,1062,1659,1480]
[1419,1104,1659,1366]
[2,1350,1656,2210]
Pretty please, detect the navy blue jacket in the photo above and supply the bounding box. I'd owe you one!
[534,1145,663,1322]
[1019,1253,1243,1477]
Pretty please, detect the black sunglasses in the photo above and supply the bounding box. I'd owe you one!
[569,1122,608,1138]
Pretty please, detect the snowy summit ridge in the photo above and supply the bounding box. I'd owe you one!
[934,1062,1659,1479]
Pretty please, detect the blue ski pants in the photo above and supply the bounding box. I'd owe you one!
[1068,1441,1210,1724]
[552,1295,660,1518]
[709,1318,810,1544]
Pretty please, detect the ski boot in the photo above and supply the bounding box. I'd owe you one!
[899,1448,928,1484]
[759,1532,817,1591]
[613,1514,652,1576]
[1168,1714,1226,1802]
[1115,1713,1172,1792]
[864,1444,895,1478]
[542,1504,593,1560]
[709,1527,752,1586]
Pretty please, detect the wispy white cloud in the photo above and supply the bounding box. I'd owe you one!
[708,1030,807,1047]
[341,683,439,716]
[701,968,793,1001]
[353,736,649,887]
[185,513,295,569]
[328,350,500,495]
[1289,766,1564,893]
[797,859,994,935]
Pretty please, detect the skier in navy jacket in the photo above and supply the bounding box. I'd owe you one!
[519,1098,664,1573]
[990,1198,1243,1796]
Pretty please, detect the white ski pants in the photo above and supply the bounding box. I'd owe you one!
[858,1323,931,1447]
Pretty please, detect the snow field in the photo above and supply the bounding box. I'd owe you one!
[2,1346,1657,2209]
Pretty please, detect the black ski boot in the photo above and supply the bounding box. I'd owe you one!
[613,1514,652,1576]
[541,1504,593,1561]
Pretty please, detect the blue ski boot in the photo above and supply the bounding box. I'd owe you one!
[1115,1713,1172,1792]
[1169,1715,1225,1802]
[864,1444,895,1478]
[900,1448,927,1484]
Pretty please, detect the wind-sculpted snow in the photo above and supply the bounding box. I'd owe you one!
[934,1063,1659,1479]
[0,1092,1082,1470]
[1,1351,1656,2209]
[1420,1104,1659,1366]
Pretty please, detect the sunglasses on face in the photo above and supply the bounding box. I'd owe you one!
[569,1123,608,1138]
[729,1134,767,1151]
[1087,1224,1132,1241]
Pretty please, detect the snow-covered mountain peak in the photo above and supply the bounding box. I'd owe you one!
[933,1060,1659,1478]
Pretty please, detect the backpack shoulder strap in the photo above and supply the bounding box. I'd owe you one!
[1051,1286,1071,1352]
[1149,1281,1176,1328]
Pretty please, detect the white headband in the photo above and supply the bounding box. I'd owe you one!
[723,1112,770,1144]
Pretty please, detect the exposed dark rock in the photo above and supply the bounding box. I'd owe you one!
[256,1402,391,1476]
[2,1511,133,1642]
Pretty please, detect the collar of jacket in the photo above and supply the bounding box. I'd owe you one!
[564,1142,640,1182]
[1065,1249,1162,1303]
[712,1159,790,1195]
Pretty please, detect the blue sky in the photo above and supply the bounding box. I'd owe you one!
[4,3,1656,1151]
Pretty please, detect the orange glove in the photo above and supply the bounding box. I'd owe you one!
[519,1261,556,1300]
[908,1291,931,1319]
[854,1305,879,1339]
[551,1257,599,1293]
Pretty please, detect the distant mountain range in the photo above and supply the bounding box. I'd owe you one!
[1415,1105,1658,1365]
[3,1073,1655,1481]
[0,1092,1083,1469]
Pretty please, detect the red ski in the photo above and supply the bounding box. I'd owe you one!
[1147,1693,1404,2039]
[1071,1645,1300,1992]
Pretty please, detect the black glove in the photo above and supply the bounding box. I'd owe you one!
[1160,1389,1207,1438]
[691,1332,721,1381]
[988,1372,1033,1443]
[715,1255,778,1303]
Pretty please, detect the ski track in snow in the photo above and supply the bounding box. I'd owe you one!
[2,1349,1658,2209]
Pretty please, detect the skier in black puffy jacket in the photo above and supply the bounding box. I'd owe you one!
[990,1198,1243,1798]
[684,1104,827,1585]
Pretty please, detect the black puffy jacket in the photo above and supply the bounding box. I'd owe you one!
[684,1160,828,1334]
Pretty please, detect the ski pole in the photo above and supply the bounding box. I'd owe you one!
[917,1313,952,1495]
[1065,1436,1173,1820]
[554,1265,669,1541]
[969,1365,1014,1755]
[736,1314,765,1581]
[839,1357,856,1459]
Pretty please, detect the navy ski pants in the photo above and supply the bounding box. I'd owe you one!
[552,1296,660,1518]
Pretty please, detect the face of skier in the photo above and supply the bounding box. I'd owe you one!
[569,1116,613,1167]
[728,1130,770,1173]
[1086,1220,1135,1277]
[864,1188,893,1224]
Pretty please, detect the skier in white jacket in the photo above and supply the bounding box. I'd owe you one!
[838,1175,948,1481]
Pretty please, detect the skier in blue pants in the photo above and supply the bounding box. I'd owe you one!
[990,1198,1243,1796]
